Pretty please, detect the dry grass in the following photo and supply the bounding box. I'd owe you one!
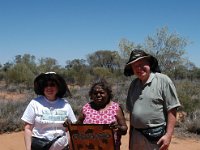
[0,91,27,101]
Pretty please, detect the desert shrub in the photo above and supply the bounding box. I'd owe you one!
[175,80,200,113]
[0,91,34,133]
[182,110,200,135]
[0,99,30,133]
[68,86,90,116]
[112,80,130,112]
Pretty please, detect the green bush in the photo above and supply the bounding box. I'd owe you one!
[176,80,200,113]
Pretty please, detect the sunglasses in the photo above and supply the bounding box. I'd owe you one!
[45,82,57,87]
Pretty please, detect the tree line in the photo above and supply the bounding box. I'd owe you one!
[0,27,199,90]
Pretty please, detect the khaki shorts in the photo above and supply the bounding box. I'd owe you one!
[129,128,160,150]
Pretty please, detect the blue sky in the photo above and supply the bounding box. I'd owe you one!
[0,0,200,67]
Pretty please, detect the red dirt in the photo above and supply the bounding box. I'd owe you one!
[0,131,200,150]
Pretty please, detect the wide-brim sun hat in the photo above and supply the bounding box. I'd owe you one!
[34,72,71,98]
[124,49,161,76]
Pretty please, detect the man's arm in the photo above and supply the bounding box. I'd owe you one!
[158,108,177,150]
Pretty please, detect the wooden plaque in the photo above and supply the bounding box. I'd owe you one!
[68,124,115,150]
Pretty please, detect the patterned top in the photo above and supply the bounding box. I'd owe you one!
[82,101,121,150]
[83,101,118,124]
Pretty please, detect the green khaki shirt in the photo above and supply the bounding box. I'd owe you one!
[126,73,181,128]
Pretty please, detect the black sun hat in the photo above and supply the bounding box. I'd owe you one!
[34,72,71,98]
[124,49,161,76]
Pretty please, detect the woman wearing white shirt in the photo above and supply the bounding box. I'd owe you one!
[21,72,76,150]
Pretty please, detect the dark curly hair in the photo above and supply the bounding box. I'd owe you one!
[34,72,71,98]
[89,79,113,101]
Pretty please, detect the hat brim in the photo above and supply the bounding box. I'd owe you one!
[126,56,150,66]
[34,73,71,97]
[124,55,160,76]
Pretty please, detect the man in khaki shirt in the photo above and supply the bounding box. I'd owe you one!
[124,49,181,150]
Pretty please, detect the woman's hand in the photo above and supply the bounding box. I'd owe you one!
[109,121,127,135]
[109,121,120,131]
[63,119,72,127]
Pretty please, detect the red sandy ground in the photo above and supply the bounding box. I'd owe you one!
[0,131,200,150]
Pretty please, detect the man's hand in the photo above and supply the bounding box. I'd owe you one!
[157,134,172,150]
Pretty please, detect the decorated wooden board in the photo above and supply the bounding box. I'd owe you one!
[68,124,115,150]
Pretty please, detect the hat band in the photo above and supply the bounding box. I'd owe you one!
[45,72,56,74]
[126,56,150,66]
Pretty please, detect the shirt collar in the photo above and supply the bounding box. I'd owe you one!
[144,72,155,85]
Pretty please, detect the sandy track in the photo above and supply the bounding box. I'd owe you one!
[0,131,200,150]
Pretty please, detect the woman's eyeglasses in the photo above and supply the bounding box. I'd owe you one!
[45,82,56,87]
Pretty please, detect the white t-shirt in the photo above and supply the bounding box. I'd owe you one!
[21,96,77,141]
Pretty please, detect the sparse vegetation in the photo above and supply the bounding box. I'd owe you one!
[0,26,200,136]
[0,100,26,133]
[0,78,200,136]
[183,110,200,134]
